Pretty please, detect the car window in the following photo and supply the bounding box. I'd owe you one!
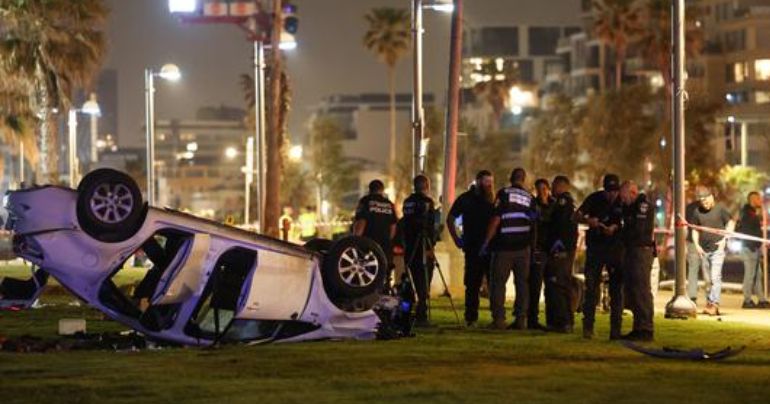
[185,247,256,340]
[98,229,193,321]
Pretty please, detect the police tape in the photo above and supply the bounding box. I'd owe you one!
[675,218,770,245]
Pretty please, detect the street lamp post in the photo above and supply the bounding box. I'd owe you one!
[665,0,697,319]
[67,97,102,188]
[411,0,453,176]
[145,64,181,206]
[412,0,425,176]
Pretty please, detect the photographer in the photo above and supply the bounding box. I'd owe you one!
[402,175,438,327]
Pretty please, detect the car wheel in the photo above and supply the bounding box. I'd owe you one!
[304,238,333,255]
[76,168,146,243]
[322,236,386,302]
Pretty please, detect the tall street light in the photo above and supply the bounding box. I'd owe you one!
[665,0,697,319]
[145,63,181,206]
[412,0,454,176]
[68,96,101,188]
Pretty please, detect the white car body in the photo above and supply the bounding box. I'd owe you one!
[3,185,381,345]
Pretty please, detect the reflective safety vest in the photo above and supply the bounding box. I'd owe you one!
[494,185,534,251]
[298,212,317,238]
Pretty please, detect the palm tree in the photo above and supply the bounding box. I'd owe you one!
[363,7,410,185]
[0,0,108,183]
[592,0,642,89]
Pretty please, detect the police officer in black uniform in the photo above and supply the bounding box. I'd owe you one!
[575,173,624,339]
[353,179,398,289]
[402,175,437,326]
[446,170,496,327]
[481,168,536,330]
[529,178,555,330]
[544,175,578,333]
[619,180,655,341]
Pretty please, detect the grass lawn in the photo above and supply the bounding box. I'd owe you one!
[2,264,770,403]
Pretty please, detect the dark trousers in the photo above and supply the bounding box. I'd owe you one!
[463,249,489,323]
[545,250,575,329]
[624,246,655,333]
[528,249,547,325]
[405,246,434,320]
[490,247,531,322]
[583,245,623,334]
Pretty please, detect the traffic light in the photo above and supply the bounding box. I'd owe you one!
[283,1,298,34]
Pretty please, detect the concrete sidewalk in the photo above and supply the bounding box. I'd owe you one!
[655,289,770,328]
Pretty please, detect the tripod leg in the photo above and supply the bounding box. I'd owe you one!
[434,259,462,326]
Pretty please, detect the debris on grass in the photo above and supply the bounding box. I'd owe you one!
[0,331,153,353]
[622,341,745,361]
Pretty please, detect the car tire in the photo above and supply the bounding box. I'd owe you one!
[304,238,333,255]
[76,168,146,243]
[322,236,386,302]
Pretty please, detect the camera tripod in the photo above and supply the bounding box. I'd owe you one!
[402,231,461,326]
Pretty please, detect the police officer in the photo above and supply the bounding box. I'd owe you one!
[619,181,655,341]
[353,179,398,289]
[528,178,554,330]
[481,168,536,330]
[402,175,438,326]
[446,170,496,327]
[544,175,578,333]
[576,173,624,339]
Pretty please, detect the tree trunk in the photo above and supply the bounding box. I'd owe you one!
[442,0,463,211]
[264,0,284,237]
[615,57,622,89]
[388,66,397,187]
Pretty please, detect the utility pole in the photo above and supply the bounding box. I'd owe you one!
[412,0,425,176]
[442,0,462,212]
[665,0,697,319]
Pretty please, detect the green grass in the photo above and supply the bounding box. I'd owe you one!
[2,265,770,403]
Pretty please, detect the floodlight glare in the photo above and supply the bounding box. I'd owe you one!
[169,0,197,13]
[159,64,182,81]
[81,99,101,117]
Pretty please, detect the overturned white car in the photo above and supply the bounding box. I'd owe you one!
[1,169,392,345]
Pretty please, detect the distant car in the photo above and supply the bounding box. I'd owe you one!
[1,169,389,345]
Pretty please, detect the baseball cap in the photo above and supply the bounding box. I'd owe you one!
[603,174,620,191]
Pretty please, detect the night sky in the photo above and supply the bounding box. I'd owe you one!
[104,0,580,146]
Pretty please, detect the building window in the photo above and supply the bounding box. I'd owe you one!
[726,62,748,83]
[755,59,770,81]
[469,27,519,57]
[723,30,746,51]
[726,91,748,105]
[756,91,770,104]
[528,27,562,56]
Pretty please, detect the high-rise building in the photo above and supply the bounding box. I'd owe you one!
[694,0,770,170]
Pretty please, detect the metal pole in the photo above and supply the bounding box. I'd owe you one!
[740,121,748,166]
[763,195,768,300]
[245,136,254,225]
[412,0,425,176]
[255,40,267,233]
[442,0,462,213]
[665,0,697,319]
[19,142,24,185]
[90,113,99,164]
[145,69,156,206]
[68,110,78,188]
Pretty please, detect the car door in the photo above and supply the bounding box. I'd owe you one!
[235,249,314,321]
